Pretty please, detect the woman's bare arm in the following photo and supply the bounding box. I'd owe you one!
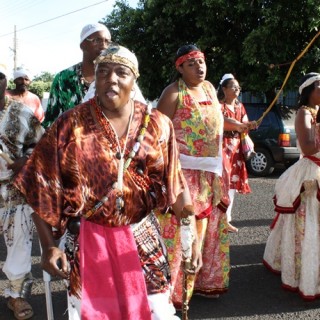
[157,82,179,120]
[295,108,318,156]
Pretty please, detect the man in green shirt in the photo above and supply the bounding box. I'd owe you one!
[43,23,111,128]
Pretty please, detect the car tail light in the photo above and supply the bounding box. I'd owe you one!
[278,133,291,147]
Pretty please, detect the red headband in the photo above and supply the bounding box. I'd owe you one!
[175,51,205,69]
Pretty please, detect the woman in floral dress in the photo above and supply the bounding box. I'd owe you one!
[157,45,246,308]
[217,74,252,233]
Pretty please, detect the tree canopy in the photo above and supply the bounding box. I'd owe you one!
[102,0,320,101]
[33,71,55,83]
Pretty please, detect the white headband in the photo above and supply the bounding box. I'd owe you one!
[299,75,320,94]
[220,73,234,85]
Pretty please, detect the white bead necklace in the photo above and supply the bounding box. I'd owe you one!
[101,100,134,193]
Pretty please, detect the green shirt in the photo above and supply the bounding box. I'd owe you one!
[43,62,90,128]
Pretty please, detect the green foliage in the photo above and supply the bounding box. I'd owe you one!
[29,81,52,99]
[33,71,55,82]
[103,0,320,102]
[7,79,14,90]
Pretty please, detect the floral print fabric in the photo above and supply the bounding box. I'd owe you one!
[158,78,230,307]
[222,102,251,193]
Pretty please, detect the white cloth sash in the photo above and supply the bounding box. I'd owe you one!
[179,153,223,177]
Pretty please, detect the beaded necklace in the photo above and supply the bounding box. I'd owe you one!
[86,99,152,217]
[101,100,134,192]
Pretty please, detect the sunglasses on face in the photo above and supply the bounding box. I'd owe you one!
[86,37,110,45]
[227,85,241,91]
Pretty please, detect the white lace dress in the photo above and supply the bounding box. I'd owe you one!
[263,134,320,299]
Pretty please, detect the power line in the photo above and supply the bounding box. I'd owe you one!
[0,0,108,38]
[0,0,49,22]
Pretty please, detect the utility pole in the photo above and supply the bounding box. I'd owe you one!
[13,25,17,70]
[9,25,18,71]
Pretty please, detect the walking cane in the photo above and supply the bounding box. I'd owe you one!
[39,242,55,320]
[180,217,194,320]
[43,269,55,320]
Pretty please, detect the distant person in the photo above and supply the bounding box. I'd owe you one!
[217,73,252,233]
[6,67,44,123]
[263,73,320,300]
[0,63,44,319]
[43,22,111,127]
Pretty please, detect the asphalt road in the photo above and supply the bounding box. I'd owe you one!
[1,168,320,319]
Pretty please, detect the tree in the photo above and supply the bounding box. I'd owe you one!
[30,71,54,99]
[29,81,51,99]
[103,0,320,102]
[241,0,320,101]
[33,71,55,83]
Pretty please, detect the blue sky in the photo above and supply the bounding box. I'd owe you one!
[0,0,138,79]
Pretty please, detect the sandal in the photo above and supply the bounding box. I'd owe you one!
[7,297,34,320]
[227,223,238,233]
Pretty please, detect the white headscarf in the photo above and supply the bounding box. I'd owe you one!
[13,68,32,81]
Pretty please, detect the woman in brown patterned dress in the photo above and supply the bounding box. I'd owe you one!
[14,45,201,320]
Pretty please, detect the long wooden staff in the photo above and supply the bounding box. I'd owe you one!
[256,30,320,126]
[180,217,194,320]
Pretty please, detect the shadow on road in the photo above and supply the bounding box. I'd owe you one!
[234,218,273,228]
[186,243,320,319]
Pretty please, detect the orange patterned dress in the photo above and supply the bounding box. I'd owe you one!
[158,78,230,308]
